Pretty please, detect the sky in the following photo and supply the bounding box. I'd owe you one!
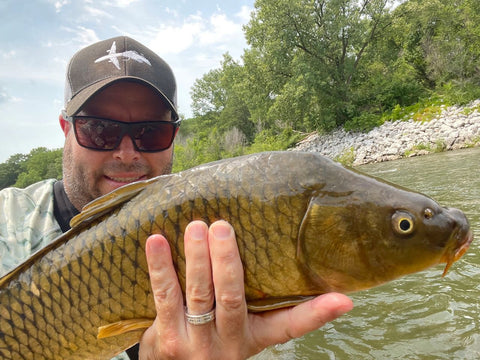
[0,0,254,163]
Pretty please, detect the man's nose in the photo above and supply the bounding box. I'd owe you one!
[112,135,140,162]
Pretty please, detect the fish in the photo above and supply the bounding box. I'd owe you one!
[0,151,473,359]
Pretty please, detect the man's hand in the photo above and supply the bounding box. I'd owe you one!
[139,220,353,360]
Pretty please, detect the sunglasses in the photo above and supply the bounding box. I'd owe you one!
[62,111,181,152]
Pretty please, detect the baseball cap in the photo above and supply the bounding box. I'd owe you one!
[64,36,178,119]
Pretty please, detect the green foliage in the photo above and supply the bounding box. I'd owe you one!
[173,129,223,172]
[173,123,247,172]
[172,126,301,172]
[379,78,480,125]
[0,148,63,190]
[245,128,302,154]
[393,0,480,85]
[465,136,480,147]
[436,81,480,106]
[411,106,443,123]
[190,68,225,117]
[380,94,447,123]
[403,140,446,157]
[344,113,382,132]
[334,147,356,167]
[0,153,28,189]
[244,0,396,130]
[462,103,480,116]
[190,54,255,142]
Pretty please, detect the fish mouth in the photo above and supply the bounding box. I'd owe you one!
[441,229,474,277]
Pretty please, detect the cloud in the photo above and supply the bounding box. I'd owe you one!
[199,13,241,46]
[61,26,100,47]
[237,5,253,23]
[85,5,114,19]
[1,50,16,59]
[76,27,100,45]
[84,0,141,19]
[53,0,70,13]
[148,14,204,55]
[165,7,179,18]
[103,0,141,7]
[148,9,248,56]
[0,89,9,105]
[0,87,21,106]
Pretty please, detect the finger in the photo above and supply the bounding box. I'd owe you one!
[184,221,215,316]
[208,221,247,337]
[144,234,186,335]
[251,293,353,349]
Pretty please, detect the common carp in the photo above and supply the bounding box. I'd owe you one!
[0,151,473,359]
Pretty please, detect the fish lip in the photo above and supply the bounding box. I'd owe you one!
[442,228,473,276]
[454,229,474,261]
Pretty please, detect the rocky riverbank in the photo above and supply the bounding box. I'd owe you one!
[293,100,480,166]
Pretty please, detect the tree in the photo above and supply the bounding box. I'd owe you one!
[191,68,226,117]
[14,148,63,188]
[393,0,480,85]
[0,148,63,189]
[244,0,397,130]
[190,54,254,144]
[0,153,28,189]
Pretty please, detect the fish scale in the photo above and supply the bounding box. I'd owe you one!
[0,151,473,359]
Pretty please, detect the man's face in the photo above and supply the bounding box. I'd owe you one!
[61,81,176,211]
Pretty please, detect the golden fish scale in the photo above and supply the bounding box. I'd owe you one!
[144,157,312,299]
[0,152,320,359]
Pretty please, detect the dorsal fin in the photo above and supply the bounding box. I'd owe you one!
[69,179,152,228]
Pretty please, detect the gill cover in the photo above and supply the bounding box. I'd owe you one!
[296,194,355,293]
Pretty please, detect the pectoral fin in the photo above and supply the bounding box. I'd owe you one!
[97,318,155,339]
[246,296,314,312]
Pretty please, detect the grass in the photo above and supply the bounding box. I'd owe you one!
[334,147,355,166]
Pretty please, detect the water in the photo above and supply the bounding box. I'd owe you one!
[254,147,480,360]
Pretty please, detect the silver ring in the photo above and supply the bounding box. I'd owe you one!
[185,307,216,325]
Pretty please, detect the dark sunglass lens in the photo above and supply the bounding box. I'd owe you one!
[75,118,123,150]
[132,122,175,151]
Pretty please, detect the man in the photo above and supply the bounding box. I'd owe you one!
[0,36,353,359]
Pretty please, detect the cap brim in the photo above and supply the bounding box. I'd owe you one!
[64,76,178,119]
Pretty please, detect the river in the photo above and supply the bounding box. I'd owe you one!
[254,147,480,360]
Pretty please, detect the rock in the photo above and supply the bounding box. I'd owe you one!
[292,100,480,164]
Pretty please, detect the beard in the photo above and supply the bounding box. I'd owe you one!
[62,142,103,211]
[62,138,173,211]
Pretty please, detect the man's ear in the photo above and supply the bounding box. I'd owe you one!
[59,114,71,136]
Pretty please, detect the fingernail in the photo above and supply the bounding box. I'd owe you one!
[146,235,165,255]
[212,221,233,240]
[188,222,207,240]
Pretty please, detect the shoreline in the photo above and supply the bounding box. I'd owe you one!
[292,100,480,166]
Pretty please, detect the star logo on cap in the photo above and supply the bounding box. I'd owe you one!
[94,41,151,70]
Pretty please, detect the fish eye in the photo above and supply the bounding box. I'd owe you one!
[392,211,415,235]
[424,208,434,219]
[399,219,412,231]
